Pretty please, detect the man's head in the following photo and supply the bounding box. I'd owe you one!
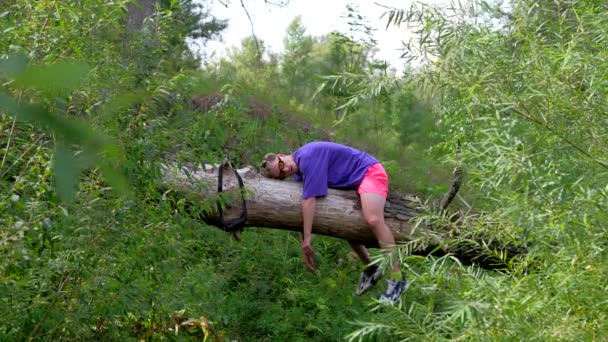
[260,153,297,179]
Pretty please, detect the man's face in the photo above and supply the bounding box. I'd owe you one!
[270,154,295,179]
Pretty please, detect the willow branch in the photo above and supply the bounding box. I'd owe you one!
[512,105,608,170]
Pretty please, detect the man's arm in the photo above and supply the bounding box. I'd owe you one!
[301,197,316,272]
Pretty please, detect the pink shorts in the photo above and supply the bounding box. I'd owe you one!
[357,163,388,198]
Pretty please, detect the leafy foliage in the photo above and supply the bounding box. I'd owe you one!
[2,0,608,341]
[346,0,608,340]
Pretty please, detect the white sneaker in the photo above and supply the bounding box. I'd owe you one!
[378,277,409,304]
[355,264,383,295]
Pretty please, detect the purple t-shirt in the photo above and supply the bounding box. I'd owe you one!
[292,141,378,199]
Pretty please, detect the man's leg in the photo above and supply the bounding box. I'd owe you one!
[347,241,371,265]
[360,192,399,273]
[348,241,383,295]
[361,192,409,303]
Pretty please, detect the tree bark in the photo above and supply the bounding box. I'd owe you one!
[124,0,160,69]
[160,162,525,269]
[126,0,158,35]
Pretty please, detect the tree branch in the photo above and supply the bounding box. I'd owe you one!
[239,0,262,59]
[513,105,608,170]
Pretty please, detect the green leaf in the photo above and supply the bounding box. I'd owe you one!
[14,61,90,92]
[98,150,133,199]
[0,54,28,78]
[53,142,80,201]
[0,91,104,146]
[0,91,130,199]
[0,91,20,114]
[100,91,147,119]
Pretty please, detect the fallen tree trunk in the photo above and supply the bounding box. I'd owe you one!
[160,162,525,270]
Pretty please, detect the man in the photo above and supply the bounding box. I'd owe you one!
[260,141,408,303]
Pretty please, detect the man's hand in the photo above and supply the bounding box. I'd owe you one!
[301,197,317,272]
[302,237,316,272]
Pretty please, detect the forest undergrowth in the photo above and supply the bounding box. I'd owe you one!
[2,0,608,341]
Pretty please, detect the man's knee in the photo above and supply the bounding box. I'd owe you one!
[365,214,383,228]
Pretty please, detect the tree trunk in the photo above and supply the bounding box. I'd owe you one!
[124,0,160,70]
[126,0,158,35]
[160,162,525,269]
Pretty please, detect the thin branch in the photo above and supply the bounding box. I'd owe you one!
[512,106,608,170]
[1,90,22,171]
[264,0,290,6]
[457,194,471,210]
[0,134,45,179]
[239,0,262,59]
[1,116,17,170]
[440,140,463,211]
